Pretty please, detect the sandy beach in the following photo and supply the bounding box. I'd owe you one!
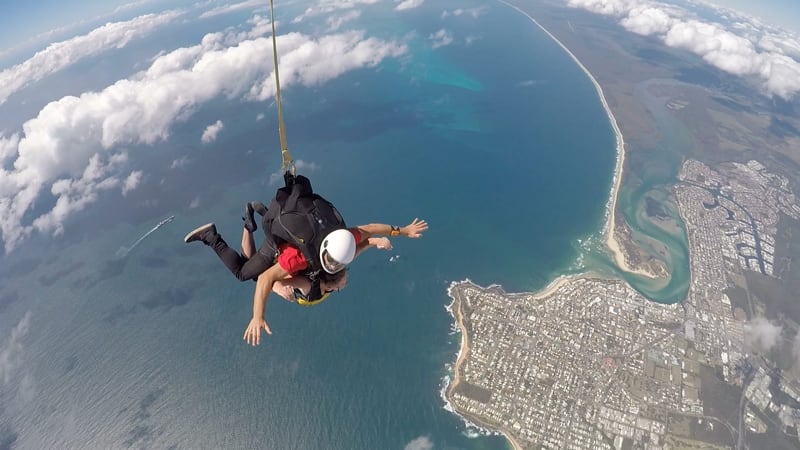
[500,0,658,279]
[526,274,572,300]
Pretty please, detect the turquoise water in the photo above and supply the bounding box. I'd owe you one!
[615,80,692,302]
[0,1,651,449]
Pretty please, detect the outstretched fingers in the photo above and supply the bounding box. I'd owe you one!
[243,318,272,346]
[405,218,428,238]
[243,327,257,346]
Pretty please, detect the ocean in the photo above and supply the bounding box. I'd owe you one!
[0,1,678,448]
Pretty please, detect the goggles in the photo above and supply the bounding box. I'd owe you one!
[321,250,346,274]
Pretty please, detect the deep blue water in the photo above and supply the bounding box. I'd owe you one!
[0,1,618,449]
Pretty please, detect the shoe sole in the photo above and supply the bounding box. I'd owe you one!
[250,201,268,216]
[184,223,214,243]
[244,203,257,232]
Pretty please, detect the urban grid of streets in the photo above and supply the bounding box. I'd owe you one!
[446,159,800,449]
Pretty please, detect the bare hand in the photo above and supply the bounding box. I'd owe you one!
[276,285,296,302]
[402,218,428,238]
[243,317,271,346]
[374,237,392,250]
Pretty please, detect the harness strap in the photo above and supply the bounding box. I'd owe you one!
[269,0,295,175]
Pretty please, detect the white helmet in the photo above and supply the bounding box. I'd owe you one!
[319,229,356,274]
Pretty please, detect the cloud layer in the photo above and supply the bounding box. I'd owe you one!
[0,20,406,252]
[0,10,183,105]
[567,0,800,98]
[292,0,379,24]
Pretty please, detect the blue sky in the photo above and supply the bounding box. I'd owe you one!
[1,0,128,48]
[1,0,797,55]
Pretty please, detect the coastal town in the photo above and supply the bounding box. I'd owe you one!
[445,158,800,449]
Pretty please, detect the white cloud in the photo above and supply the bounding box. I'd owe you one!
[201,120,225,143]
[567,0,800,98]
[199,0,266,19]
[396,0,425,12]
[293,0,379,23]
[663,20,763,75]
[189,196,201,209]
[404,435,433,450]
[0,10,183,105]
[621,6,674,35]
[0,26,406,252]
[295,159,320,172]
[758,34,800,59]
[122,170,143,196]
[744,317,782,352]
[1,315,35,410]
[568,0,631,16]
[112,0,157,13]
[30,153,127,237]
[442,7,487,19]
[249,31,406,100]
[256,112,265,121]
[0,133,20,164]
[429,29,454,49]
[327,10,362,32]
[226,15,273,44]
[0,0,171,63]
[170,156,190,169]
[0,312,31,385]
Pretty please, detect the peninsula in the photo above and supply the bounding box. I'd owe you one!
[444,1,800,449]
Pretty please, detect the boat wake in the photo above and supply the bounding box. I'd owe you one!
[116,215,175,258]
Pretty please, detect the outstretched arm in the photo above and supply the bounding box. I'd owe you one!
[244,263,290,345]
[352,219,427,258]
[355,218,428,240]
[355,236,393,257]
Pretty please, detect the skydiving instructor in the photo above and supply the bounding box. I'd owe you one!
[185,172,428,345]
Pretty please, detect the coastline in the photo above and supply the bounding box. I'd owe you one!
[445,280,525,450]
[499,0,657,279]
[442,3,667,448]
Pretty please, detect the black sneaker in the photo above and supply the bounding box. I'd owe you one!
[250,201,268,216]
[184,223,216,243]
[243,203,257,232]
